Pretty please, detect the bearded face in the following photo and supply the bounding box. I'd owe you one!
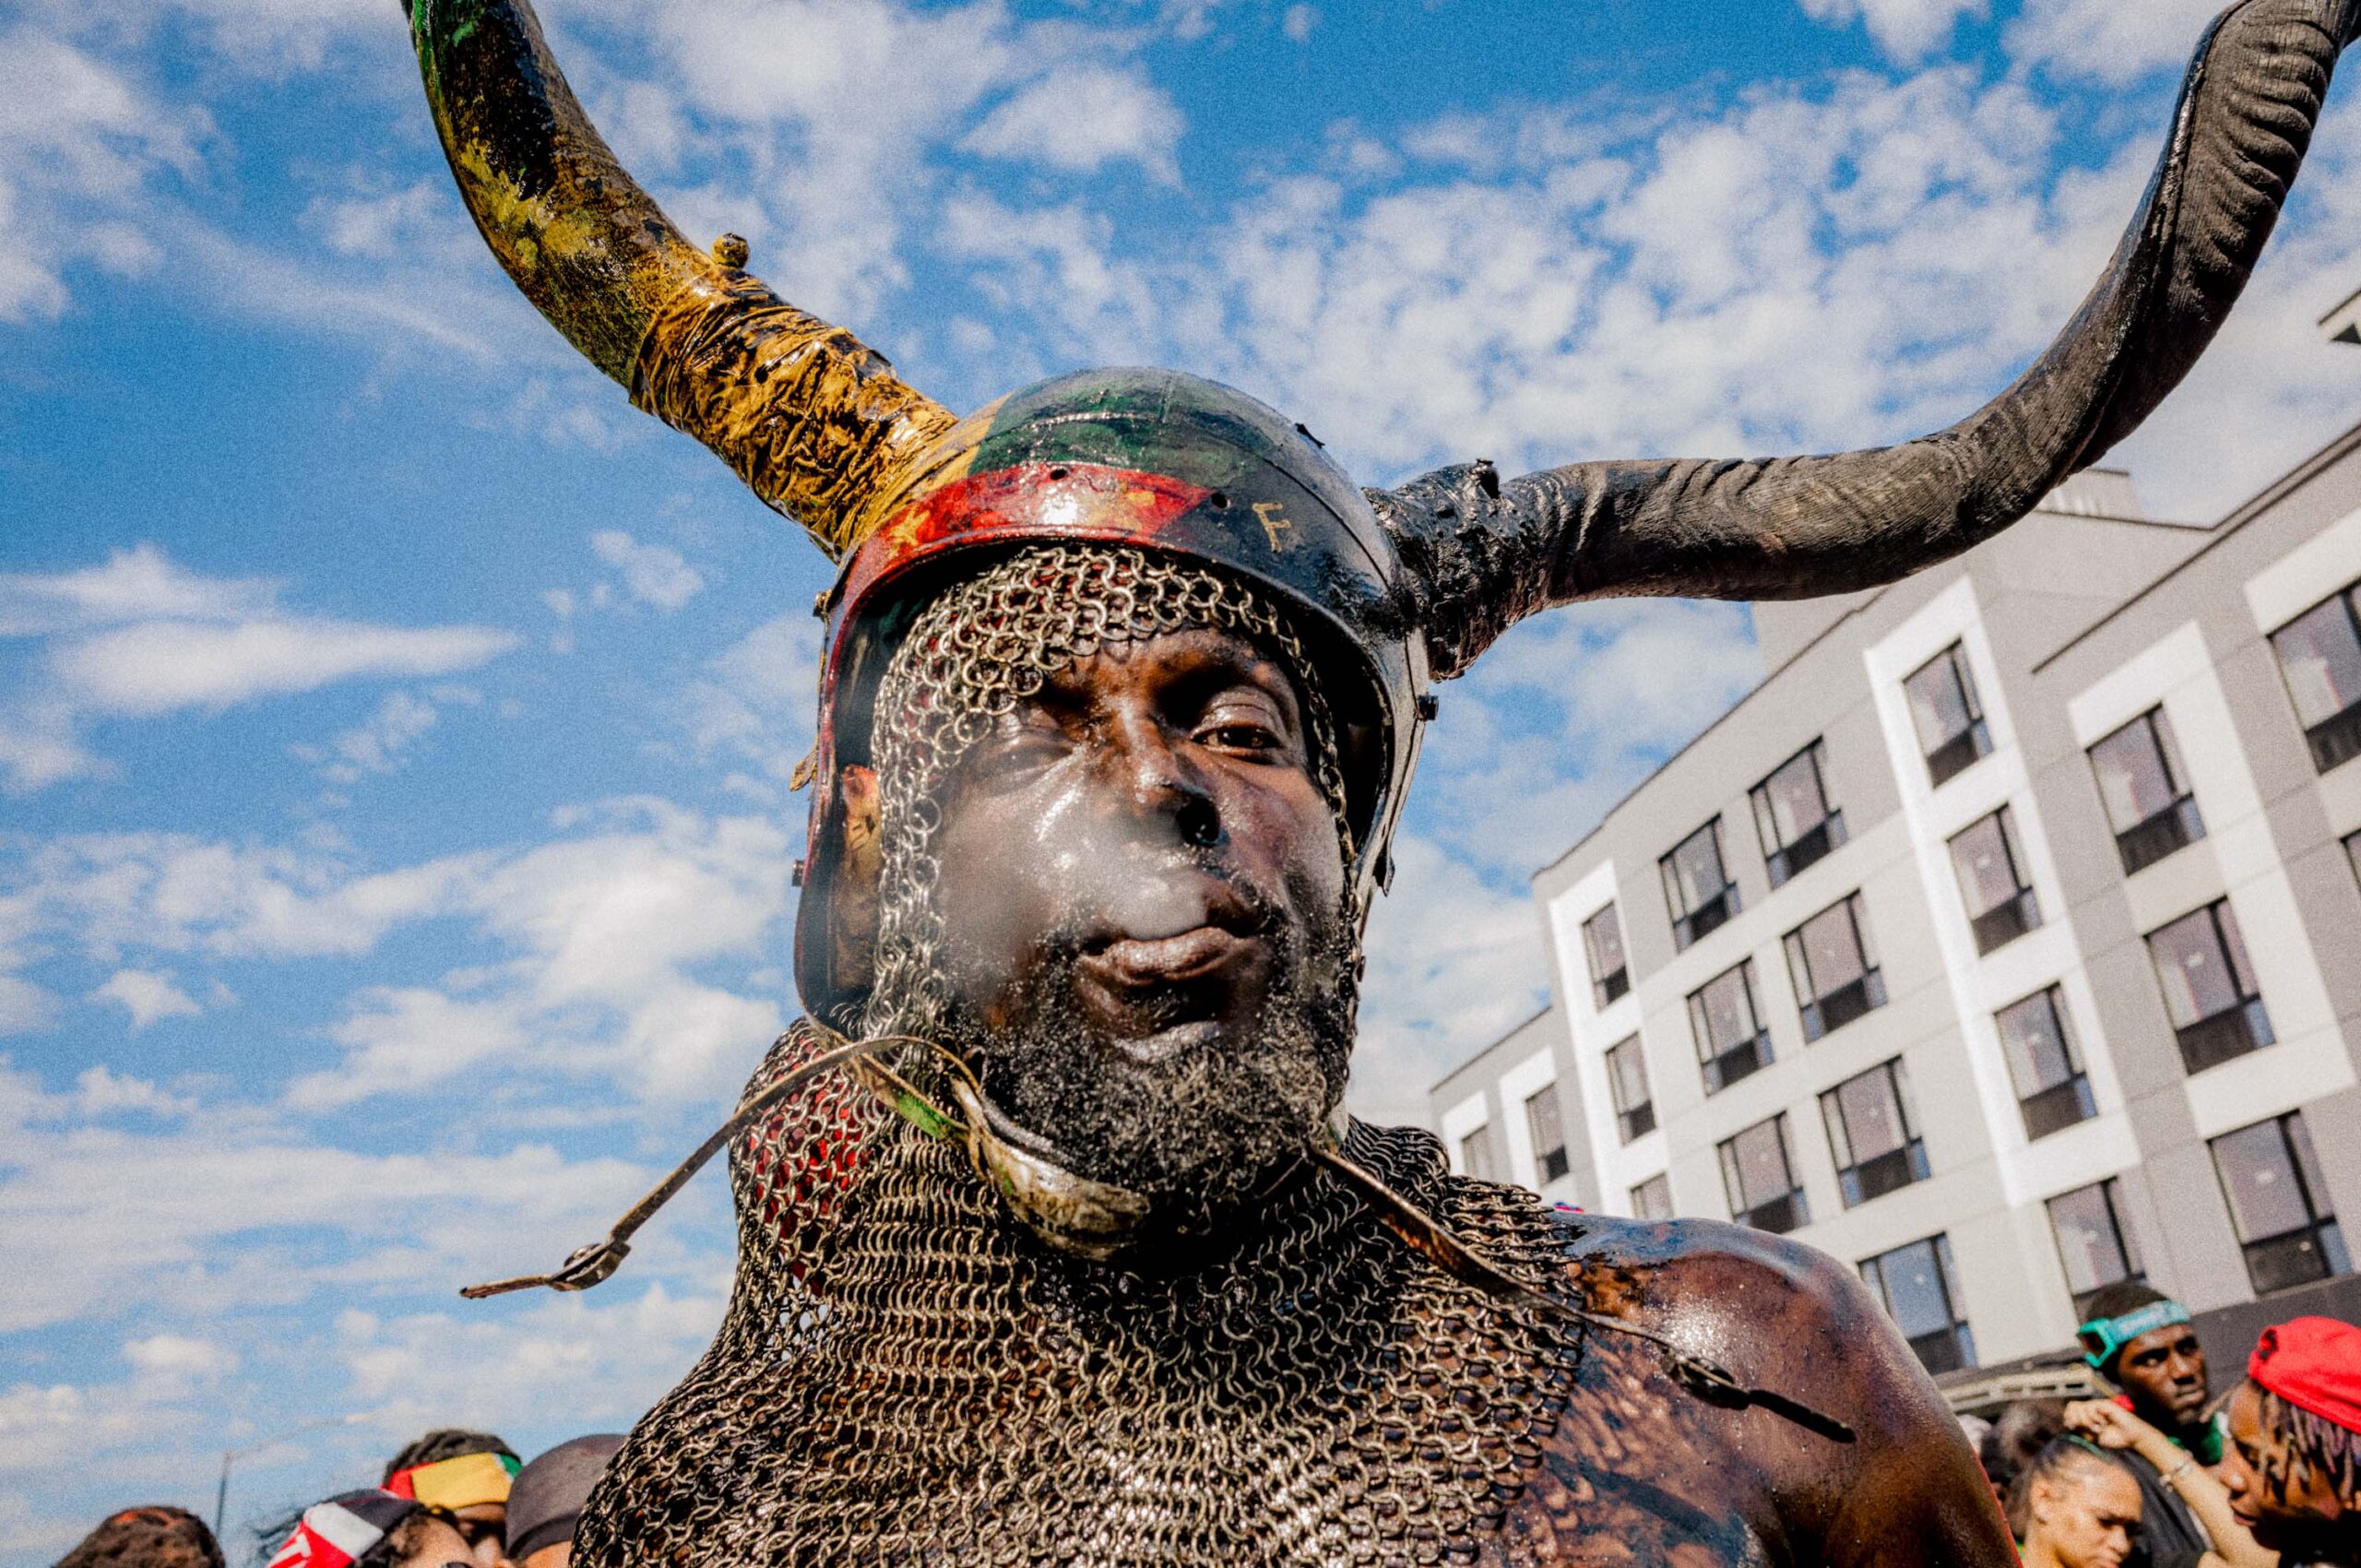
[854,551,1359,1240]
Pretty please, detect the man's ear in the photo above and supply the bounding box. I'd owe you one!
[830,765,882,992]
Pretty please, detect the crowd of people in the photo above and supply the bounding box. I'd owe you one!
[1970,1291,2358,1568]
[50,1431,622,1568]
[42,1296,2361,1566]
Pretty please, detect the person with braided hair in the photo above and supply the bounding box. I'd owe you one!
[50,1507,222,1568]
[400,0,2361,1560]
[2223,1317,2361,1565]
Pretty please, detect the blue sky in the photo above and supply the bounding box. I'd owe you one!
[6,0,2361,1557]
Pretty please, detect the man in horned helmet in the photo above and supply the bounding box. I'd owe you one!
[408,1,2360,1562]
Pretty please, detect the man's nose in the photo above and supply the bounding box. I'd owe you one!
[1100,708,1221,847]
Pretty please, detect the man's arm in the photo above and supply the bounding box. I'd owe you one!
[1562,1217,2019,1567]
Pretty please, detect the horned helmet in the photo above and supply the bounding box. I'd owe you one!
[407,0,2358,1028]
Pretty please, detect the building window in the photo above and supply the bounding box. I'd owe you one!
[1459,1123,1498,1182]
[1951,807,2041,955]
[1821,1059,1929,1208]
[1688,960,1771,1094]
[1525,1087,1572,1185]
[2049,1179,2144,1320]
[1662,818,1740,950]
[1994,986,2096,1140]
[1752,741,1847,887]
[2146,899,2273,1075]
[1904,643,1993,787]
[1605,1035,1655,1143]
[1630,1173,1673,1222]
[1860,1234,1977,1374]
[2212,1111,2350,1295]
[1718,1114,1809,1235]
[2270,583,2361,773]
[2088,707,2205,875]
[1583,903,1630,1009]
[1784,894,1886,1040]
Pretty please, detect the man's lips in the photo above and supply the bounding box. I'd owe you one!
[1084,923,1256,987]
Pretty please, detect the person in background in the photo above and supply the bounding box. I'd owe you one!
[2076,1284,2221,1568]
[502,1437,626,1568]
[51,1506,222,1568]
[2018,1439,2144,1568]
[382,1432,519,1568]
[2070,1397,2272,1568]
[264,1492,473,1568]
[1990,1399,2071,1539]
[2221,1316,2361,1566]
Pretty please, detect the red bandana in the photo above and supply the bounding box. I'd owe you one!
[2249,1316,2361,1434]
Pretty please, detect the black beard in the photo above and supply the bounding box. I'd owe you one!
[944,891,1358,1237]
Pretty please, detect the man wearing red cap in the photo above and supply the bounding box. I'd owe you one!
[2223,1317,2361,1565]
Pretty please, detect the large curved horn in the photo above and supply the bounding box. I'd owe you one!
[1374,0,2361,679]
[405,0,958,558]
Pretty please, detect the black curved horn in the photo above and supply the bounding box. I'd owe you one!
[1373,0,2361,678]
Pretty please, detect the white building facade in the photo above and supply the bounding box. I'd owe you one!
[1430,441,2361,1374]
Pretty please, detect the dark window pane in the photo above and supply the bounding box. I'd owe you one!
[2272,591,2361,730]
[1995,989,2081,1097]
[1720,1115,1805,1231]
[1691,965,1760,1053]
[1951,810,2030,919]
[2214,1117,2317,1242]
[1606,1037,1654,1145]
[1790,897,1871,996]
[2089,711,2183,833]
[1861,1235,1975,1372]
[1460,1124,1497,1182]
[1905,646,1986,755]
[1664,821,1730,917]
[1754,743,1844,886]
[1525,1088,1569,1183]
[1631,1174,1673,1221]
[2021,1076,2098,1140]
[1869,1239,1957,1337]
[2050,1180,2142,1309]
[1584,905,1628,1009]
[2148,903,2272,1074]
[1824,1060,1927,1207]
[1690,963,1769,1093]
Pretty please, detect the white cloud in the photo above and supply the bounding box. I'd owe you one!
[89,969,202,1031]
[49,619,516,719]
[682,613,824,787]
[70,1065,198,1118]
[297,688,476,786]
[2004,0,2226,85]
[0,28,208,322]
[961,64,1184,179]
[1794,0,1986,63]
[0,547,518,791]
[591,530,707,612]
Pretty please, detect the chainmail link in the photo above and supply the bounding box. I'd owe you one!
[575,545,1588,1565]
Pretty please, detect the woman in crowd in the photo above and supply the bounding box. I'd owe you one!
[2018,1439,2144,1568]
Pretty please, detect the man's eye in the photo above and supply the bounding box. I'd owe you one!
[1201,722,1279,752]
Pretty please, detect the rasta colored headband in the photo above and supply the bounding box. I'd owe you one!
[2079,1299,2191,1371]
[386,1451,519,1511]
